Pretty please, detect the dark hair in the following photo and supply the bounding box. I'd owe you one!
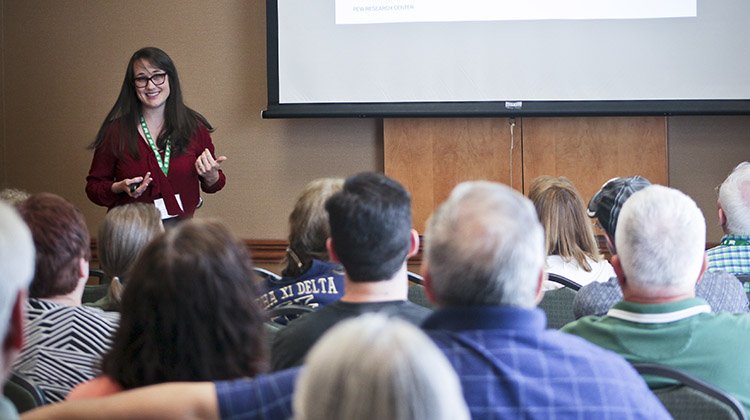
[101,219,267,389]
[325,172,412,282]
[90,47,213,159]
[17,193,90,298]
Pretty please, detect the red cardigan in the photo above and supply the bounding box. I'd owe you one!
[86,120,225,218]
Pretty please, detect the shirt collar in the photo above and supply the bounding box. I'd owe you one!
[422,305,547,332]
[720,234,750,246]
[608,297,711,323]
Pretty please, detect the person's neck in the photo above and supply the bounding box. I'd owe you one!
[622,288,695,305]
[340,266,408,303]
[141,107,166,129]
[42,293,82,307]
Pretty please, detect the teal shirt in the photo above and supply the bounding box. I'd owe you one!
[563,298,750,416]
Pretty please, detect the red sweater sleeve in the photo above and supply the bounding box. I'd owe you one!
[85,133,120,208]
[197,127,226,194]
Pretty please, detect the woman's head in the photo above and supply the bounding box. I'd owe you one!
[294,314,469,420]
[101,219,266,388]
[283,178,344,277]
[528,176,601,270]
[123,47,181,114]
[97,203,163,310]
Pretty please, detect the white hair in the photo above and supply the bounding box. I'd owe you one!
[615,185,705,295]
[424,181,544,308]
[718,161,750,235]
[0,202,35,371]
[294,314,469,420]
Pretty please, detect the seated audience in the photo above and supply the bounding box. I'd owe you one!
[14,193,119,402]
[563,185,750,415]
[528,176,614,290]
[68,219,266,399]
[87,203,163,312]
[707,161,750,277]
[574,176,748,318]
[258,178,345,313]
[294,314,469,420]
[0,202,35,418]
[270,172,430,371]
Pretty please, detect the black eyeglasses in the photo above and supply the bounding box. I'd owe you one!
[134,73,167,88]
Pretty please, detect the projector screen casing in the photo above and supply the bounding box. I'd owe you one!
[264,0,750,118]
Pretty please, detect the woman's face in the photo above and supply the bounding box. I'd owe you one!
[132,59,170,111]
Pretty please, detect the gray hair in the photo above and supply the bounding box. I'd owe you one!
[616,185,706,295]
[718,161,750,235]
[424,181,545,308]
[0,202,34,372]
[294,314,469,420]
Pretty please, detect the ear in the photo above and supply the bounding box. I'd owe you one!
[4,290,26,353]
[326,238,341,263]
[696,253,708,285]
[534,270,545,304]
[718,207,727,229]
[612,254,627,289]
[421,266,438,305]
[79,257,89,282]
[407,229,420,258]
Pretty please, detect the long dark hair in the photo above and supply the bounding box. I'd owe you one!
[100,220,267,389]
[90,47,213,159]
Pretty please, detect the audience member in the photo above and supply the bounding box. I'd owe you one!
[0,202,35,418]
[258,178,345,313]
[563,185,750,415]
[271,172,430,370]
[68,220,266,399]
[528,176,614,289]
[14,193,119,402]
[294,314,469,420]
[574,176,748,318]
[0,188,30,205]
[87,203,163,312]
[707,161,750,276]
[420,181,668,419]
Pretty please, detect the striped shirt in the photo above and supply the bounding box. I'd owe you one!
[13,299,119,402]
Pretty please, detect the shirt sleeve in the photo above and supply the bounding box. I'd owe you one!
[85,133,120,208]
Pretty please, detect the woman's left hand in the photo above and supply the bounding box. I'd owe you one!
[195,148,227,187]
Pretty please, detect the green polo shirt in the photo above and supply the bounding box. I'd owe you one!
[563,298,750,416]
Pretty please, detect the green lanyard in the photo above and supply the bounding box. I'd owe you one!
[139,114,171,176]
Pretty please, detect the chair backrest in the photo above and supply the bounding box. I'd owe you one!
[538,287,577,329]
[3,371,46,413]
[633,363,747,420]
[406,272,434,309]
[407,271,423,285]
[82,284,109,304]
[547,273,582,291]
[253,267,282,282]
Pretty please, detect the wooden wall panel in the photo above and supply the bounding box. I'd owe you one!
[384,118,522,232]
[522,117,668,203]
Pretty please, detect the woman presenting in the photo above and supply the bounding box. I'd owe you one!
[86,47,226,221]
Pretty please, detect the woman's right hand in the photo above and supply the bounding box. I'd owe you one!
[111,172,152,198]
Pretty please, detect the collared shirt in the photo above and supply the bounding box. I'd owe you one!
[707,234,750,275]
[423,306,669,419]
[563,298,750,417]
[216,368,299,420]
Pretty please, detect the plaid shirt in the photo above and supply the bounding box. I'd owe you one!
[423,306,670,420]
[216,368,299,420]
[708,234,750,275]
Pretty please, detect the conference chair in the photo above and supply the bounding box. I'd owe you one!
[407,271,433,309]
[3,371,46,413]
[539,273,579,329]
[82,269,109,304]
[633,363,746,420]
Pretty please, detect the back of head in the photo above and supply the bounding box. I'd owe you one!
[425,181,544,308]
[528,176,600,269]
[588,176,652,241]
[17,193,90,299]
[718,161,750,235]
[0,202,35,368]
[0,188,30,206]
[294,314,469,420]
[325,172,412,282]
[615,185,706,296]
[102,219,266,388]
[284,178,344,277]
[98,203,163,282]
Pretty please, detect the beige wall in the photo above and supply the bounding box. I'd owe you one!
[1,1,747,243]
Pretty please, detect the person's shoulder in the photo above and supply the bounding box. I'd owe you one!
[215,368,300,419]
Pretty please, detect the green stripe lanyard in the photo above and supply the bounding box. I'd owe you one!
[721,237,750,246]
[139,114,171,176]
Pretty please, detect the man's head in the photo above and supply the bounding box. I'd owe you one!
[423,181,544,308]
[614,185,706,299]
[17,193,91,299]
[587,176,651,252]
[0,202,35,380]
[717,161,750,235]
[325,172,412,282]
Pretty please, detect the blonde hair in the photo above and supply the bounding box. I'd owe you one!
[528,176,601,271]
[283,178,344,277]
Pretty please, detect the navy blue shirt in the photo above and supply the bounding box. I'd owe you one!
[216,368,299,420]
[423,306,670,419]
[258,260,345,310]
